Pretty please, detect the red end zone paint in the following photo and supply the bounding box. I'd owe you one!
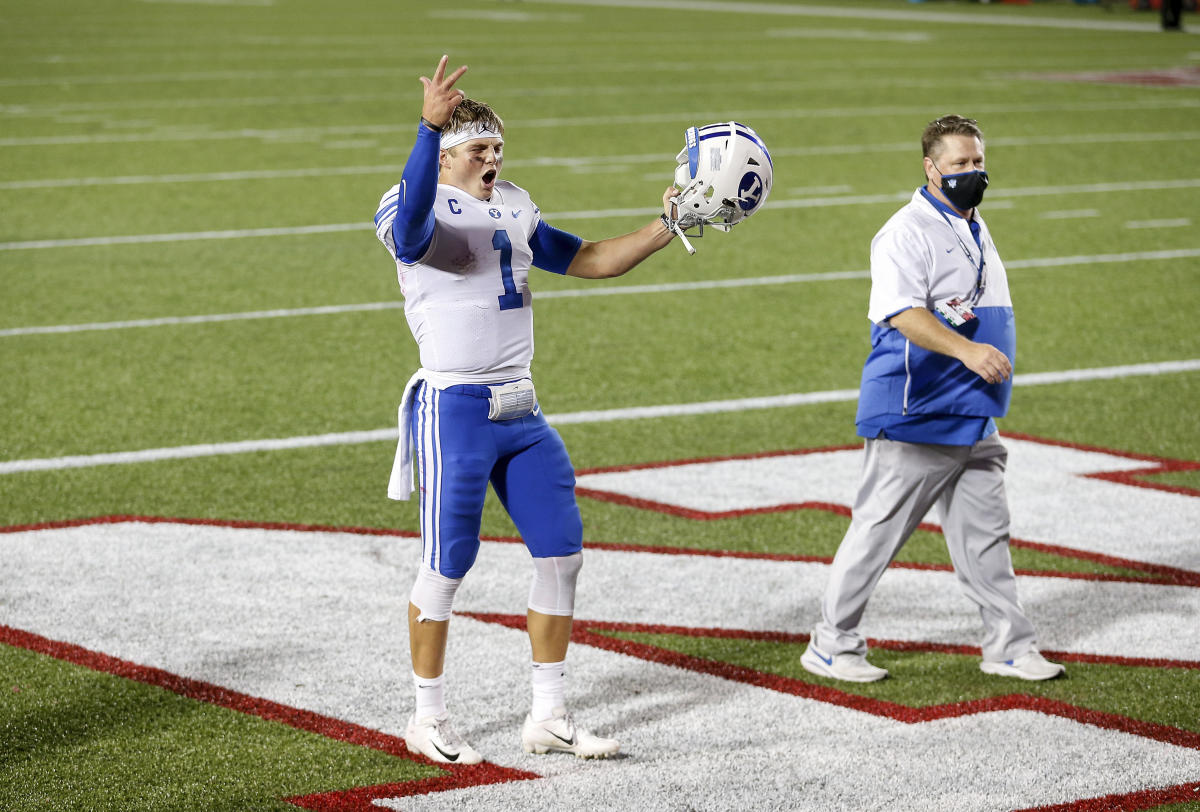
[573,486,1200,586]
[1002,431,1200,499]
[0,624,538,810]
[462,612,1200,752]
[576,432,1200,496]
[574,435,1200,587]
[5,507,1197,588]
[1015,781,1200,812]
[1030,67,1200,88]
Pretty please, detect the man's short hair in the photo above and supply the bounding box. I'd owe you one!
[921,115,984,159]
[443,99,504,152]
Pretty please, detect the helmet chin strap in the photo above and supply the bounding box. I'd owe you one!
[663,199,697,255]
[671,221,696,255]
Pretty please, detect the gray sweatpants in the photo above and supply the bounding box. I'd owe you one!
[811,433,1038,664]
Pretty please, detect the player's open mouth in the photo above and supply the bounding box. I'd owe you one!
[482,170,497,185]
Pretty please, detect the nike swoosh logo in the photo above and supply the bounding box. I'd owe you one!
[812,648,833,666]
[945,247,954,253]
[431,741,460,762]
[550,730,576,747]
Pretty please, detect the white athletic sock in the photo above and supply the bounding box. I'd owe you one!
[530,660,567,722]
[413,671,446,720]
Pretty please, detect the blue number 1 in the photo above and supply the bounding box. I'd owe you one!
[493,230,523,311]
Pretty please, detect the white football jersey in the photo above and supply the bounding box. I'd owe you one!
[376,180,544,383]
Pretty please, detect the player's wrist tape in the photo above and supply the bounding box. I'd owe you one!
[420,117,444,133]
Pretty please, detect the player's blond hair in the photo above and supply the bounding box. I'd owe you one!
[443,99,505,153]
[921,115,984,159]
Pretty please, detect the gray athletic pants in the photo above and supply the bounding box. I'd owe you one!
[811,433,1038,664]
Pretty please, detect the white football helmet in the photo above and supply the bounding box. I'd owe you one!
[672,121,773,235]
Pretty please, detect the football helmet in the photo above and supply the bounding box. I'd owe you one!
[671,121,773,236]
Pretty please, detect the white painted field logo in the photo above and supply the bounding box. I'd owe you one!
[575,434,1200,571]
[2,434,1197,810]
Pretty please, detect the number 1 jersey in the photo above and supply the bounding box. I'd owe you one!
[377,179,542,384]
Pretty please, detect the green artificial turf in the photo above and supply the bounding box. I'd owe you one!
[0,644,439,812]
[2,0,1197,807]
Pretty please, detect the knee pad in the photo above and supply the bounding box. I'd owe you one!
[528,551,583,617]
[410,566,463,622]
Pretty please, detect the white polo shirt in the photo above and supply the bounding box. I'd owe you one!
[855,188,1016,444]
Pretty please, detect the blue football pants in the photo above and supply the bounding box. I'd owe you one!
[411,380,584,578]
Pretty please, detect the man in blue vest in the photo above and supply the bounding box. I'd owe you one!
[801,115,1065,684]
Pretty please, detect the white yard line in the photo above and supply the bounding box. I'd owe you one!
[2,360,1197,476]
[3,99,1197,147]
[1125,218,1192,229]
[523,0,1191,33]
[0,164,405,190]
[5,178,1200,252]
[766,26,930,43]
[3,248,1198,338]
[5,131,1198,190]
[4,247,1199,339]
[1040,209,1101,220]
[0,301,408,337]
[139,0,275,5]
[0,222,365,251]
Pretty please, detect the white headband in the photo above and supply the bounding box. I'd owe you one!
[440,123,504,151]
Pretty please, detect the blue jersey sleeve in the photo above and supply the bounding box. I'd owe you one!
[390,123,441,262]
[529,220,583,275]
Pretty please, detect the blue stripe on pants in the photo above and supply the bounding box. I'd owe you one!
[411,381,583,578]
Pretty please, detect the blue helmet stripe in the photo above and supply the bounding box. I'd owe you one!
[695,122,773,168]
[686,126,700,179]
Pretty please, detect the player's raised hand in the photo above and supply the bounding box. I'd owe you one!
[419,55,468,130]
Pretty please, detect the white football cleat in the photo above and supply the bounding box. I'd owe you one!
[980,651,1065,681]
[801,643,889,683]
[404,713,483,765]
[521,708,620,759]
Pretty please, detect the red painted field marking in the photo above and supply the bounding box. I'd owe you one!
[574,434,1200,587]
[0,624,538,811]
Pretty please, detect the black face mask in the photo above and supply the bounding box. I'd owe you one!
[937,168,989,211]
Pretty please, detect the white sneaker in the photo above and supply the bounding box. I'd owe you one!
[980,651,1065,681]
[801,643,888,683]
[521,708,620,759]
[404,713,483,764]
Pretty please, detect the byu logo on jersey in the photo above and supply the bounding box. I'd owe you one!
[737,172,764,212]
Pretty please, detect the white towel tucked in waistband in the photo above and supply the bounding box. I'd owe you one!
[386,367,533,500]
[387,369,427,501]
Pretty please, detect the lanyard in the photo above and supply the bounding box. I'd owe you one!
[927,196,987,306]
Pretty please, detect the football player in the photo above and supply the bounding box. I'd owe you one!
[374,55,679,763]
